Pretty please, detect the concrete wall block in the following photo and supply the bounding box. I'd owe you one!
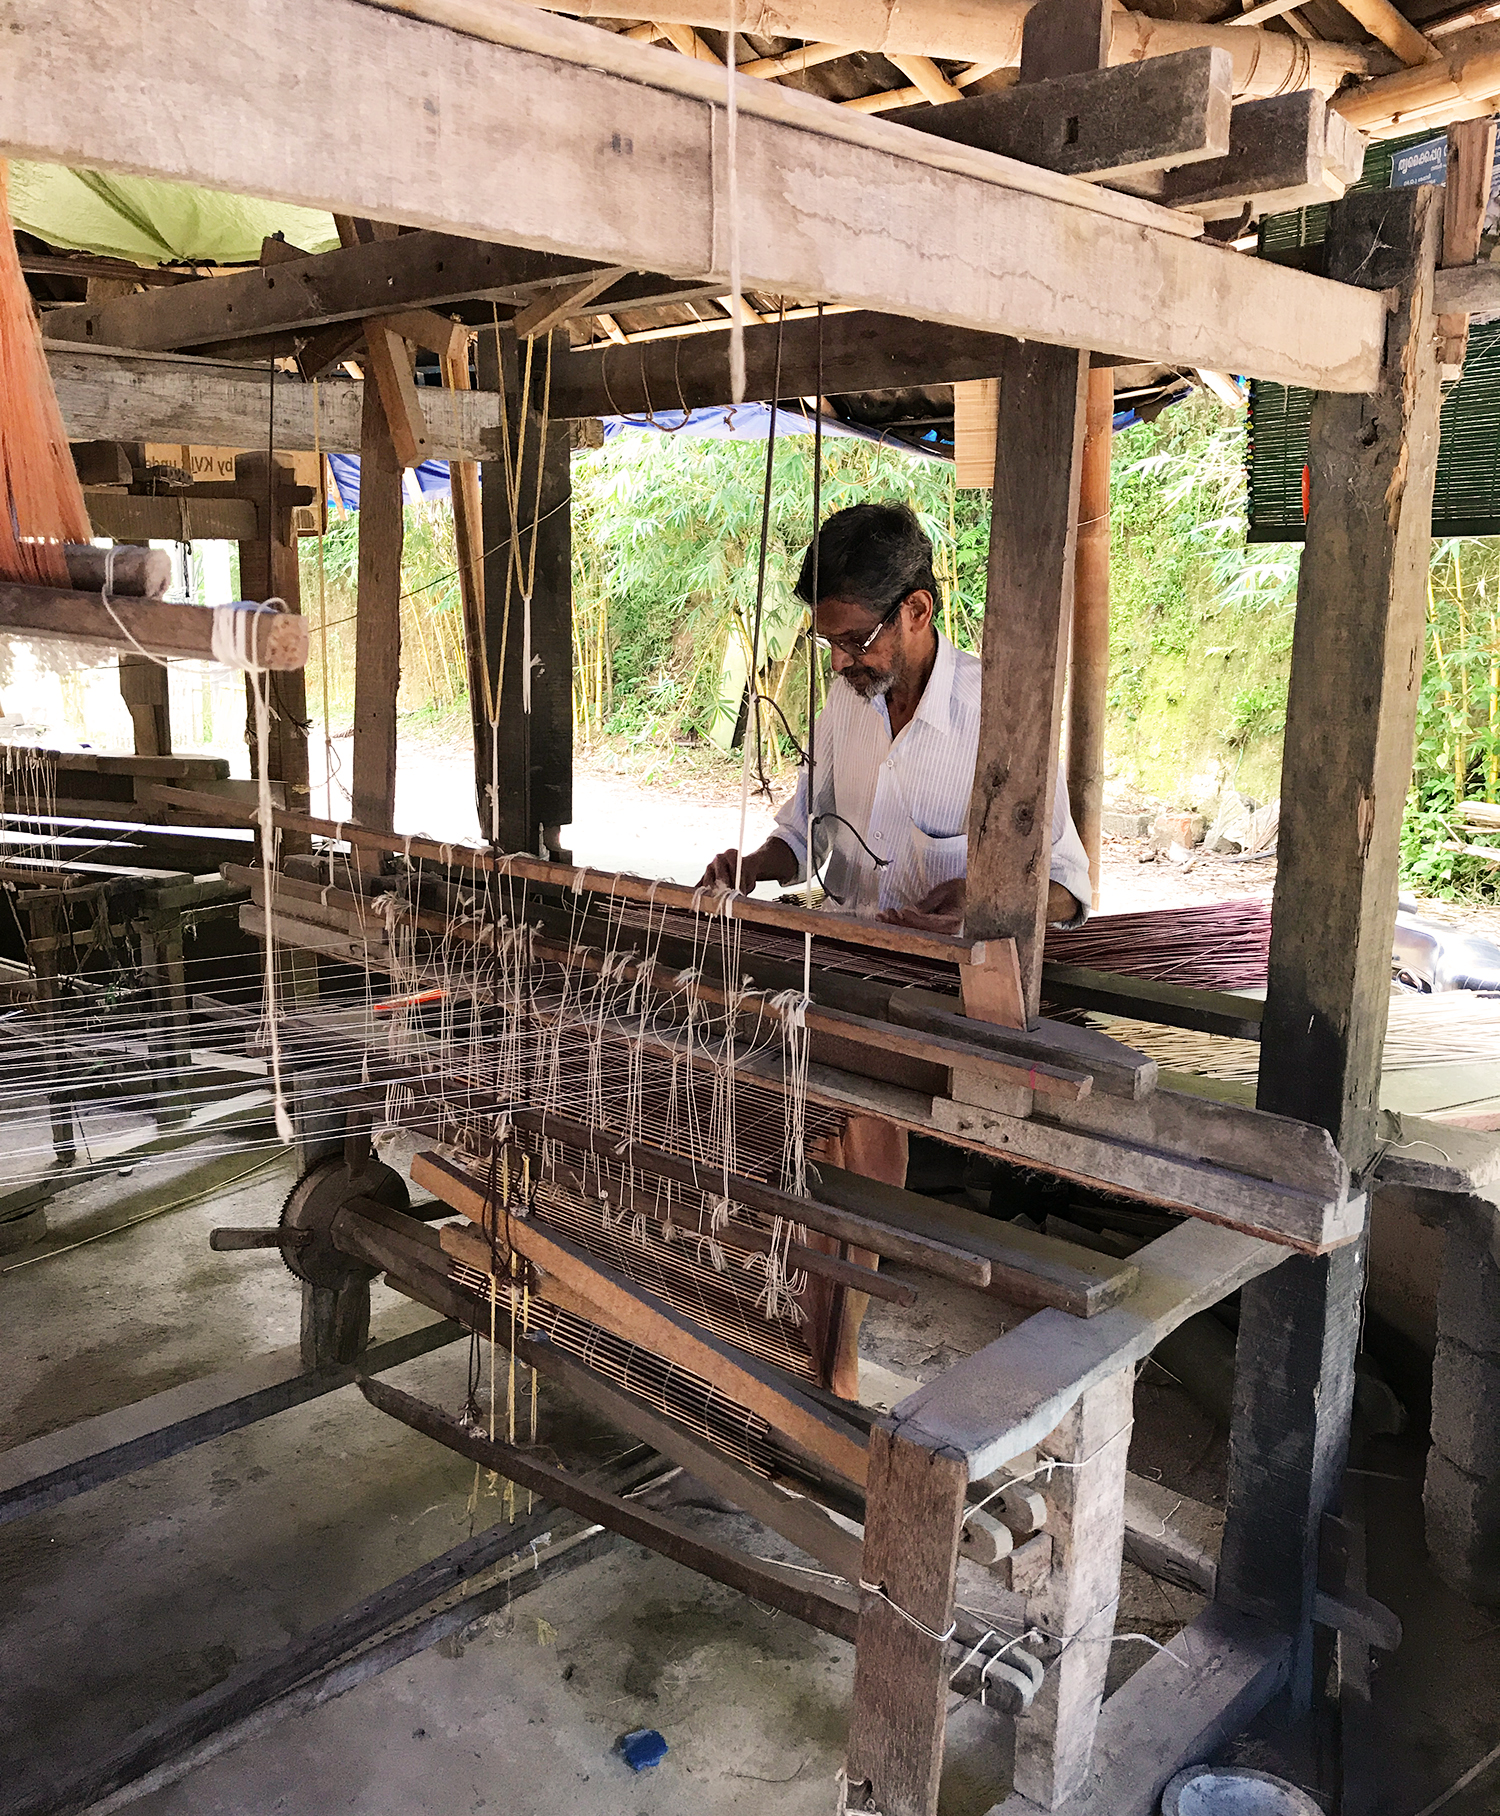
[1101,811,1152,839]
[1425,1447,1500,1606]
[1431,1336,1500,1479]
[1437,1206,1500,1355]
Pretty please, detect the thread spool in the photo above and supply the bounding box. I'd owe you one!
[64,543,172,598]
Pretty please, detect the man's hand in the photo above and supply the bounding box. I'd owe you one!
[697,837,799,894]
[878,876,965,933]
[699,848,749,891]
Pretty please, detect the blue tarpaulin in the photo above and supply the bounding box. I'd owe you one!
[324,452,454,512]
[599,400,948,459]
[324,400,948,506]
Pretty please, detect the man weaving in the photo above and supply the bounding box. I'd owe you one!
[700,501,1091,933]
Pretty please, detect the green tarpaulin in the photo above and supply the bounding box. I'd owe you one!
[9,162,339,266]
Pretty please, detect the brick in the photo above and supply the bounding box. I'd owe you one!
[1424,1448,1500,1606]
[1431,1336,1500,1479]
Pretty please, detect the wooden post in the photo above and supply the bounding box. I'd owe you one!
[235,450,311,850]
[1066,366,1113,909]
[472,326,573,854]
[1011,1366,1134,1807]
[1217,185,1444,1707]
[844,1421,969,1816]
[350,361,404,834]
[1438,116,1497,380]
[118,653,171,757]
[964,345,1089,1019]
[26,902,77,1166]
[966,0,1099,1012]
[135,909,192,1129]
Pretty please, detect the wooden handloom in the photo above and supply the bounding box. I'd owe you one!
[10,0,1500,1809]
[213,814,1356,1814]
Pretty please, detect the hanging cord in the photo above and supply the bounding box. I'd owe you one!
[803,303,824,991]
[730,307,783,892]
[749,303,788,802]
[312,380,335,819]
[725,0,744,402]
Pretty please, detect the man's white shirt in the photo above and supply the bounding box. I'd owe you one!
[772,631,1092,922]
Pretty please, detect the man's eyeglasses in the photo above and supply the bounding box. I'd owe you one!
[808,591,910,659]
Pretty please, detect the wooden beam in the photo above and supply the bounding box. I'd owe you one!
[0,0,1390,391]
[376,308,470,360]
[351,375,404,834]
[84,488,258,542]
[50,345,496,462]
[1067,366,1112,906]
[1216,187,1444,1709]
[966,338,1089,1017]
[1434,256,1500,315]
[1155,89,1368,218]
[844,1423,970,1816]
[361,1376,862,1639]
[551,311,1039,418]
[889,46,1233,183]
[440,345,486,752]
[892,1217,1280,1481]
[810,1162,1138,1315]
[511,269,628,341]
[41,231,625,354]
[1039,961,1263,1040]
[118,653,172,758]
[0,584,308,668]
[362,320,432,468]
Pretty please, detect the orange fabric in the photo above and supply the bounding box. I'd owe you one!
[0,160,91,586]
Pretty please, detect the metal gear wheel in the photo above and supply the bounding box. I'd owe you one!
[277,1154,411,1288]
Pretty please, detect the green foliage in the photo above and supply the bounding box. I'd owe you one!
[297,498,469,732]
[568,429,986,769]
[287,399,1500,899]
[1101,396,1296,802]
[1403,539,1500,895]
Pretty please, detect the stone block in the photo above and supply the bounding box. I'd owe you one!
[1437,1204,1500,1354]
[1101,810,1152,839]
[1425,1447,1500,1606]
[1431,1336,1500,1479]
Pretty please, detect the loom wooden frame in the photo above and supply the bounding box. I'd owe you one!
[5,4,1496,1814]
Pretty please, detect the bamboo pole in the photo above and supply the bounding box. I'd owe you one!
[400,0,1389,95]
[1334,21,1500,131]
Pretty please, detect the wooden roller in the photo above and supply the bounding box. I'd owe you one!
[0,581,310,670]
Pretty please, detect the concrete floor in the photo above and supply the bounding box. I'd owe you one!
[5,1135,1496,1816]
